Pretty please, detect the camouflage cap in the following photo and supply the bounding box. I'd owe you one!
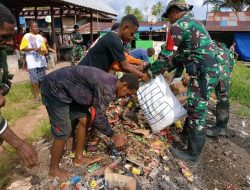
[162,0,193,18]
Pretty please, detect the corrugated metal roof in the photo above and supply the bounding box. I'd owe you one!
[60,0,117,16]
[102,25,165,32]
[78,22,115,34]
[206,11,250,31]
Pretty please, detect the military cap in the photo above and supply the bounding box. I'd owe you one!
[162,0,193,18]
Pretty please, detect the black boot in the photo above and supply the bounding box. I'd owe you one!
[207,101,229,137]
[171,128,206,162]
[179,120,189,144]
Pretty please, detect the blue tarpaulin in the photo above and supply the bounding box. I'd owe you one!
[19,17,26,25]
[234,32,250,61]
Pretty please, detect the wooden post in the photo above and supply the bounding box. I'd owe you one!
[90,11,93,44]
[60,6,64,44]
[15,8,20,27]
[34,6,38,22]
[50,5,56,49]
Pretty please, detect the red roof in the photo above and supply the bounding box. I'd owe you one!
[206,11,250,31]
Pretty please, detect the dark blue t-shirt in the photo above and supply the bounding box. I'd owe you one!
[79,32,126,72]
[41,66,117,136]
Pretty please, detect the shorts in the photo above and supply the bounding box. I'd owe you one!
[28,67,46,84]
[41,92,90,140]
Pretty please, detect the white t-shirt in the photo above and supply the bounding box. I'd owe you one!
[20,33,47,69]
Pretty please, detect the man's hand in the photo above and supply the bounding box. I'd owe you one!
[16,142,39,168]
[135,64,144,72]
[112,134,127,151]
[182,74,190,86]
[141,73,150,82]
[33,47,41,52]
[0,95,6,108]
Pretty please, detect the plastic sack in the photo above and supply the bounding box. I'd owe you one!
[137,74,187,134]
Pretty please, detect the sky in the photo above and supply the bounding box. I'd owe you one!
[106,0,212,20]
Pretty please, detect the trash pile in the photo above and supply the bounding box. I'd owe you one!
[43,90,195,190]
[8,77,196,190]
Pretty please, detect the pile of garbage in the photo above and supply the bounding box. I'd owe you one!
[8,78,195,190]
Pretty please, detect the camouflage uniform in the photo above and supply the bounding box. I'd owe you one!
[207,41,235,136]
[71,31,83,65]
[161,0,224,161]
[170,13,222,134]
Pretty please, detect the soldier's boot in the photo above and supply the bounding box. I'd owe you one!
[207,101,229,137]
[179,120,189,144]
[171,128,206,162]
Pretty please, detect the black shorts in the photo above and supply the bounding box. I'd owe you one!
[42,93,90,140]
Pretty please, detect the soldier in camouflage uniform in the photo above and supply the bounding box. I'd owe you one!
[161,0,223,162]
[206,41,235,137]
[71,25,83,65]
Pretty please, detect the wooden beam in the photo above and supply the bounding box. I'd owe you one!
[90,11,93,44]
[50,5,56,49]
[15,9,20,27]
[34,6,38,22]
[60,6,64,44]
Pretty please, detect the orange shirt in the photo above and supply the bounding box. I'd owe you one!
[110,52,142,71]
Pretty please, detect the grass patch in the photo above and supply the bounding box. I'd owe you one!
[29,119,51,142]
[0,146,18,189]
[1,82,41,126]
[229,63,250,107]
[234,104,250,118]
[0,119,51,189]
[0,82,45,188]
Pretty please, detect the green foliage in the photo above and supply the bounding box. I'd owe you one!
[229,63,250,107]
[203,0,250,12]
[124,5,144,21]
[133,8,144,22]
[212,4,220,12]
[151,1,164,17]
[1,82,41,126]
[124,5,133,15]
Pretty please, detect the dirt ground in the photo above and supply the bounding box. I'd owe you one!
[189,102,250,190]
[0,96,249,190]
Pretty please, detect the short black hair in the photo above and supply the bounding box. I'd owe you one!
[74,25,79,29]
[121,14,139,28]
[111,23,120,31]
[25,27,30,33]
[29,20,37,27]
[120,73,139,90]
[147,47,155,53]
[0,3,16,27]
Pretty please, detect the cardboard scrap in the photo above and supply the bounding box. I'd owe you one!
[129,129,150,138]
[105,168,136,190]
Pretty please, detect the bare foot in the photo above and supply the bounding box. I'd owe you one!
[48,168,72,182]
[73,156,103,167]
